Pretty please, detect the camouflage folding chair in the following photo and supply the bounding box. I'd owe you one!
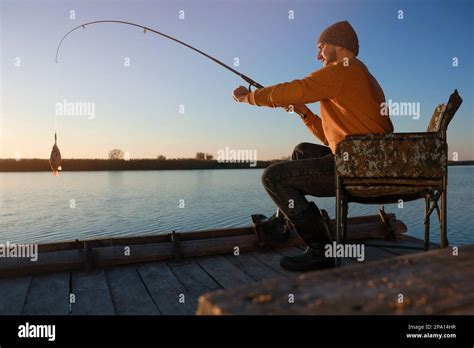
[334,90,462,263]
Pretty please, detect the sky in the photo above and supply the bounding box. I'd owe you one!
[1,0,473,160]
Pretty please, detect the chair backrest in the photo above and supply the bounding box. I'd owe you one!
[427,89,463,137]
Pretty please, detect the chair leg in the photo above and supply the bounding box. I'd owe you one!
[342,200,348,244]
[424,195,430,251]
[440,187,448,248]
[335,177,342,266]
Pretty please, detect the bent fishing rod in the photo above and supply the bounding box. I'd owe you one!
[55,20,264,91]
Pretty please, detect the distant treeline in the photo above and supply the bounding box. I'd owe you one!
[0,159,275,172]
[447,160,474,166]
[0,159,472,172]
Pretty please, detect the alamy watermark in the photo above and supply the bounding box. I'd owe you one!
[324,242,365,262]
[217,146,258,167]
[380,100,420,120]
[0,241,38,261]
[18,322,55,341]
[55,99,96,119]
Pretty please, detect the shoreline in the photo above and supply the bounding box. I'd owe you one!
[0,159,472,172]
[0,159,274,172]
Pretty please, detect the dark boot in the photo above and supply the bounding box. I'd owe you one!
[280,202,334,271]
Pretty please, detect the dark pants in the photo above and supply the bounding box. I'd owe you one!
[262,142,335,218]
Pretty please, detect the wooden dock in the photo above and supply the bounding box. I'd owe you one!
[198,243,474,315]
[0,231,452,315]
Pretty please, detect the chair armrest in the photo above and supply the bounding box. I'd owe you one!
[335,133,447,179]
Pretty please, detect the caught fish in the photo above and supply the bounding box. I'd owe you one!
[49,138,62,176]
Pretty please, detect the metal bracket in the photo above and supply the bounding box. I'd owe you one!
[251,214,268,249]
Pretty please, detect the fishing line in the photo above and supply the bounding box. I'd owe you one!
[52,20,272,176]
[49,61,62,176]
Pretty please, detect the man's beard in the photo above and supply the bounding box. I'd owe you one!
[323,51,337,66]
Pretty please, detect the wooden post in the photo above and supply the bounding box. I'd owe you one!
[251,214,267,249]
[171,231,182,261]
[379,206,396,241]
[83,241,94,273]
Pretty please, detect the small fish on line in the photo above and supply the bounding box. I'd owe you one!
[49,134,62,176]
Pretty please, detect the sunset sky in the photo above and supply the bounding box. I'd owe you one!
[1,0,473,160]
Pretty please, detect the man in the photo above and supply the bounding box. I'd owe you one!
[233,21,394,272]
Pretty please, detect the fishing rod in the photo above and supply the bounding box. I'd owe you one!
[53,20,310,177]
[55,20,264,91]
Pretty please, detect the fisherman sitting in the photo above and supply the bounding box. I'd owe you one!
[233,21,394,271]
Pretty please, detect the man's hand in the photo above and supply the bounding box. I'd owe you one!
[232,86,316,120]
[233,85,250,103]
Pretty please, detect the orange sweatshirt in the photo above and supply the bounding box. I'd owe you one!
[247,58,394,154]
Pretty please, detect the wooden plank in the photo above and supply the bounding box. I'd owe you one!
[137,262,196,315]
[70,270,115,315]
[95,243,173,268]
[251,251,295,277]
[340,258,359,267]
[255,245,345,276]
[197,245,474,315]
[278,246,306,257]
[390,234,433,245]
[196,255,254,289]
[290,235,424,266]
[180,235,258,257]
[0,276,31,314]
[105,266,160,315]
[0,216,408,278]
[94,235,259,269]
[285,246,366,266]
[333,220,407,240]
[22,272,70,315]
[359,244,398,262]
[36,214,395,252]
[400,234,438,245]
[224,252,283,282]
[292,238,418,264]
[0,249,82,278]
[366,235,438,255]
[271,219,407,248]
[293,237,422,263]
[168,259,221,301]
[0,219,409,279]
[344,213,396,225]
[38,226,255,252]
[281,245,363,267]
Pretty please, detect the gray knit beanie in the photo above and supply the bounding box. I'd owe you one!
[318,21,359,56]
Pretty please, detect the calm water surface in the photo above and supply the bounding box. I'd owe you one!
[1,167,473,245]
